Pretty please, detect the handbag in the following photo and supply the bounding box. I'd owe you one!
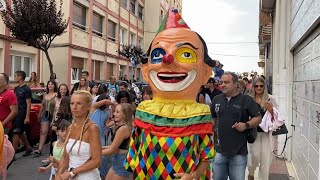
[247,128,257,143]
[272,124,288,136]
[239,95,257,144]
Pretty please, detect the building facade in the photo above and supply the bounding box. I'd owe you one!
[0,0,182,86]
[259,0,320,179]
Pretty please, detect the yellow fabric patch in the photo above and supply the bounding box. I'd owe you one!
[137,98,211,119]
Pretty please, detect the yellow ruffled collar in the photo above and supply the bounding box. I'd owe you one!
[137,98,211,119]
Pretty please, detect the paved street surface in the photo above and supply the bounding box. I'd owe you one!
[6,144,51,180]
[6,143,295,180]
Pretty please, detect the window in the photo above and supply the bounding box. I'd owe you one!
[92,60,101,80]
[138,5,143,20]
[73,2,87,30]
[130,33,136,45]
[120,27,128,45]
[130,0,136,15]
[108,20,116,42]
[120,0,127,8]
[10,55,32,78]
[71,68,82,81]
[137,37,143,46]
[92,12,103,36]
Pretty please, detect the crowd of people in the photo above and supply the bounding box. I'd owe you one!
[0,69,278,180]
[0,70,153,180]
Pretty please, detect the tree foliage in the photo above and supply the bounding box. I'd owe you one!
[1,0,68,78]
[119,44,144,66]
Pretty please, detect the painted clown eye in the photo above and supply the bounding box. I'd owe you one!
[176,47,197,63]
[181,52,193,59]
[151,48,166,64]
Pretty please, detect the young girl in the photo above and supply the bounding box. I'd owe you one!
[52,96,72,129]
[56,90,101,180]
[141,86,153,101]
[38,120,71,180]
[53,84,70,121]
[102,103,132,180]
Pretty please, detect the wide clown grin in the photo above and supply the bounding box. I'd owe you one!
[157,72,188,83]
[150,70,197,91]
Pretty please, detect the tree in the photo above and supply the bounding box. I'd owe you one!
[1,0,68,79]
[119,44,144,82]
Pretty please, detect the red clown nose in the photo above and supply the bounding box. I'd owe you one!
[162,54,174,64]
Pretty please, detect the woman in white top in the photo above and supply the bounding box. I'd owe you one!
[56,90,102,180]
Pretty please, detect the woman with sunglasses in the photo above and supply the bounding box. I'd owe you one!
[248,77,277,180]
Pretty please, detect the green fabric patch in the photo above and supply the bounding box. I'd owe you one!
[136,110,212,127]
[157,12,168,34]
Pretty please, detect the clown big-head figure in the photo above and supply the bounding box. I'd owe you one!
[141,8,215,101]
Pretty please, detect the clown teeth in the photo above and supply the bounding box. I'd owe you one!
[158,74,186,77]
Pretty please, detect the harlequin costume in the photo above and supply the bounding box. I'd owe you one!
[125,7,216,180]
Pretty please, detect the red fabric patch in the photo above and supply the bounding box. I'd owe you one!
[133,118,212,137]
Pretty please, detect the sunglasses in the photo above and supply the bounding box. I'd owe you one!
[255,85,264,88]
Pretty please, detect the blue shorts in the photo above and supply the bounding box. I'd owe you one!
[111,154,131,177]
[41,116,51,123]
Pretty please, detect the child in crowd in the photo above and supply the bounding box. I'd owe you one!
[52,96,72,129]
[38,120,71,180]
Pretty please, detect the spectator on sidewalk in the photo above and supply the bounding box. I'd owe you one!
[141,86,153,101]
[197,85,211,105]
[205,77,222,101]
[71,77,91,94]
[70,71,93,94]
[121,74,130,84]
[102,103,132,180]
[12,71,33,158]
[28,72,38,87]
[0,73,18,135]
[239,79,250,95]
[119,82,138,107]
[210,72,261,180]
[213,60,224,80]
[107,76,119,96]
[90,83,99,100]
[248,77,277,180]
[243,77,252,92]
[33,80,57,157]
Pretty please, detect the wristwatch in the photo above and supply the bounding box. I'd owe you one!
[245,122,250,129]
[69,168,77,178]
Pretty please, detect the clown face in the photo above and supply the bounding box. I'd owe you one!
[142,28,212,100]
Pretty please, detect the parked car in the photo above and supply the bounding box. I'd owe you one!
[9,87,46,146]
[29,87,46,145]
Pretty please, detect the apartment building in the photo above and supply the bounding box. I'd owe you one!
[144,0,182,51]
[0,0,159,86]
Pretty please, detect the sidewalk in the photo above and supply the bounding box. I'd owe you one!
[245,155,297,180]
[268,156,296,180]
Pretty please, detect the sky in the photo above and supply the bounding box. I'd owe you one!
[182,0,261,74]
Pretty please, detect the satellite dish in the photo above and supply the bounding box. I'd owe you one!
[0,0,6,12]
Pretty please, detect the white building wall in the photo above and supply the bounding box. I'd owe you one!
[271,0,320,179]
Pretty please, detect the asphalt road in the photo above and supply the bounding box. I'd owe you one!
[6,144,51,180]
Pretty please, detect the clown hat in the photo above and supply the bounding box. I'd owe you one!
[157,7,190,33]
